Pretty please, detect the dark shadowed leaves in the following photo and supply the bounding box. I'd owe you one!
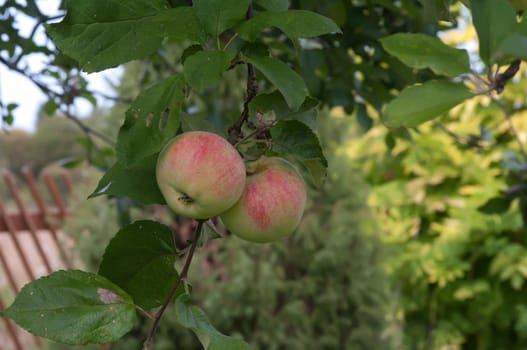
[237,10,341,42]
[117,75,185,168]
[183,50,237,91]
[89,155,165,205]
[271,120,327,186]
[249,91,318,129]
[99,220,182,309]
[471,0,516,65]
[193,0,250,37]
[244,55,307,111]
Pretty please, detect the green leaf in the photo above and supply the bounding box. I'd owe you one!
[193,0,250,37]
[99,220,181,310]
[244,55,307,110]
[2,114,14,125]
[249,91,318,129]
[43,100,58,116]
[47,2,203,72]
[89,156,166,205]
[176,294,252,350]
[495,34,527,62]
[383,80,474,128]
[181,44,203,64]
[1,270,136,345]
[478,196,513,214]
[270,120,327,186]
[199,220,224,247]
[237,10,341,42]
[117,76,185,167]
[254,0,289,11]
[301,158,327,188]
[471,0,517,65]
[6,103,18,112]
[380,33,470,77]
[183,50,236,91]
[356,103,373,131]
[419,0,453,23]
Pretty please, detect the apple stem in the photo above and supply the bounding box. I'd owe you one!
[143,219,205,350]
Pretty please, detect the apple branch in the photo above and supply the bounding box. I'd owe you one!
[228,2,258,145]
[143,219,205,350]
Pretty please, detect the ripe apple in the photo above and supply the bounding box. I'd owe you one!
[156,131,246,219]
[220,157,307,243]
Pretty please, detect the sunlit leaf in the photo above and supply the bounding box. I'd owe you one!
[380,33,470,77]
[383,80,474,128]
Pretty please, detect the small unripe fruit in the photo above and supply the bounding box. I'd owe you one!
[156,131,246,219]
[220,157,307,243]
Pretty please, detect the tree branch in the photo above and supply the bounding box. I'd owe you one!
[227,2,258,145]
[62,107,116,146]
[0,56,116,147]
[143,220,204,350]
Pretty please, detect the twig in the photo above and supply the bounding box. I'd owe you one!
[490,60,521,94]
[432,121,483,150]
[227,2,258,145]
[143,220,205,350]
[0,56,61,98]
[470,68,490,89]
[135,305,155,320]
[223,33,239,51]
[0,56,116,147]
[234,119,276,148]
[88,89,133,103]
[471,61,521,95]
[62,108,116,146]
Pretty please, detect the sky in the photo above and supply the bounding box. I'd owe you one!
[0,0,122,132]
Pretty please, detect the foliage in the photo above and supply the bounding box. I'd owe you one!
[0,116,84,174]
[0,129,34,173]
[46,113,398,350]
[346,90,527,348]
[3,0,345,348]
[4,0,527,349]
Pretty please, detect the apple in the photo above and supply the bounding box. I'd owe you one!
[220,157,307,243]
[156,131,246,219]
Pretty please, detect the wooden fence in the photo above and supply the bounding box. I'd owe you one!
[0,167,73,350]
